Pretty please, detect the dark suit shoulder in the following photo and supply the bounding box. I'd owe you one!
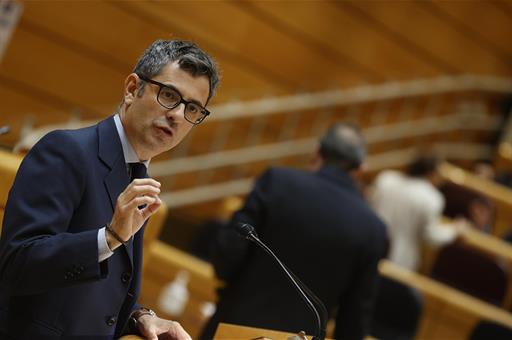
[33,126,95,154]
[260,166,310,182]
[16,128,96,197]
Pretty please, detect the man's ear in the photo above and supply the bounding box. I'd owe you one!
[123,73,139,105]
[350,162,366,180]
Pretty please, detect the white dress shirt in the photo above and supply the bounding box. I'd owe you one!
[370,170,457,271]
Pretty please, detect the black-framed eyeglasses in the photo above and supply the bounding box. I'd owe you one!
[137,74,210,125]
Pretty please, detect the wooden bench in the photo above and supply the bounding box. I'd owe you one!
[138,240,221,340]
[380,259,512,339]
[439,162,512,237]
[137,241,512,339]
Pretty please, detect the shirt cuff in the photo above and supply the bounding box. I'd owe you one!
[98,227,114,262]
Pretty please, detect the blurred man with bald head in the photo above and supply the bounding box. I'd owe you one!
[202,123,387,340]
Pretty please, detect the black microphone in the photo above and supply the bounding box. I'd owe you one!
[236,222,327,340]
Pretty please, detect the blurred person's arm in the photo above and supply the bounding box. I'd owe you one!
[210,169,273,282]
[423,200,462,246]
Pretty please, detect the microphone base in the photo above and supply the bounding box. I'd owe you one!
[287,330,308,340]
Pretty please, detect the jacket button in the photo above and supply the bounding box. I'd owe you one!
[106,316,117,326]
[121,272,132,283]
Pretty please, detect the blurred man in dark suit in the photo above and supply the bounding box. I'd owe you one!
[201,123,387,340]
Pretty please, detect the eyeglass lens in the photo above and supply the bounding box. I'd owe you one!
[158,87,206,124]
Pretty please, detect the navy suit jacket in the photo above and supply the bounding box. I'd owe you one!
[0,117,144,339]
[202,166,387,340]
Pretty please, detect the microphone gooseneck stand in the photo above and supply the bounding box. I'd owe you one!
[237,223,327,340]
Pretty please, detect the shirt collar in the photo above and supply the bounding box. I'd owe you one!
[113,114,150,168]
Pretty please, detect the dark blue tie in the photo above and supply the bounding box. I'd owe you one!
[129,162,147,182]
[129,163,148,210]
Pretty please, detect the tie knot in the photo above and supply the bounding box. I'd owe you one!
[129,162,147,181]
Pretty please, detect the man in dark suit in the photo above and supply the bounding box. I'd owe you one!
[0,39,219,339]
[201,124,387,340]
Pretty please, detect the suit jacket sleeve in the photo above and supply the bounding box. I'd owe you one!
[211,168,273,282]
[0,130,105,296]
[334,220,386,340]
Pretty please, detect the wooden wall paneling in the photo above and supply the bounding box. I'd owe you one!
[109,1,290,102]
[0,28,124,117]
[20,1,150,71]
[346,1,512,76]
[426,1,512,58]
[236,0,383,82]
[248,0,439,81]
[0,84,70,147]
[21,0,287,105]
[117,1,365,90]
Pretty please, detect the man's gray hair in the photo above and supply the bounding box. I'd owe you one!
[319,123,366,171]
[133,39,220,104]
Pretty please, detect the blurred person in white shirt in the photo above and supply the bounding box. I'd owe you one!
[370,155,466,272]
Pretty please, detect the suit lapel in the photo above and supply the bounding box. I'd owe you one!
[97,116,135,265]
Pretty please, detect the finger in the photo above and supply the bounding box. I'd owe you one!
[131,177,161,187]
[141,199,162,220]
[169,321,192,340]
[123,185,161,201]
[117,187,159,208]
[127,195,158,210]
[146,198,162,212]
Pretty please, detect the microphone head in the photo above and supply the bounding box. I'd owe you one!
[235,222,257,239]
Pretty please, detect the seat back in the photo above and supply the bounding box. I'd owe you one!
[370,275,423,340]
[431,242,507,306]
[469,320,512,340]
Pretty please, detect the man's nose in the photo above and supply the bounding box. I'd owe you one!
[166,102,186,119]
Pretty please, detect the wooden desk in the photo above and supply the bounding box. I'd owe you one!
[119,323,332,340]
[214,322,317,340]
